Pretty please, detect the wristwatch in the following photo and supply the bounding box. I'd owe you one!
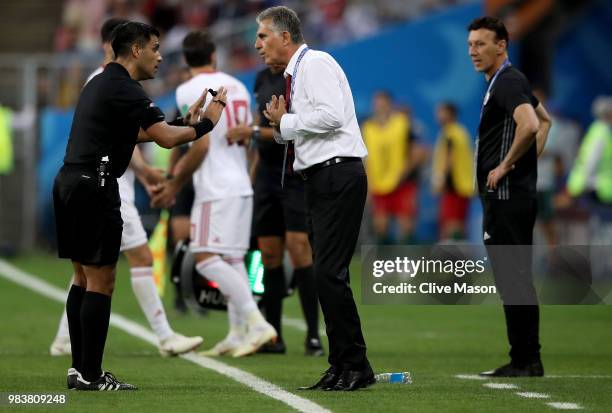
[252,125,261,141]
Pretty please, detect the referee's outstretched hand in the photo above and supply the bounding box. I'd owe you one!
[202,86,228,126]
[183,87,228,127]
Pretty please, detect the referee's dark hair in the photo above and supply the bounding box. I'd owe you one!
[467,16,509,44]
[101,17,129,43]
[182,31,216,68]
[111,21,160,58]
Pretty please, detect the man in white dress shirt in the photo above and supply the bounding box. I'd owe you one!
[256,6,374,391]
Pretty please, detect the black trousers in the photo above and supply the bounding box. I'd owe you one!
[304,160,369,371]
[482,197,541,365]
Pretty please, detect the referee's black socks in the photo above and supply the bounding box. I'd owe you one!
[66,284,86,371]
[80,291,112,382]
[294,266,320,340]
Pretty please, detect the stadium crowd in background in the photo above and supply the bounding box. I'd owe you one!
[0,0,610,253]
[49,0,477,110]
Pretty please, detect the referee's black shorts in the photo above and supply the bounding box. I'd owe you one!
[53,164,123,266]
[253,163,308,237]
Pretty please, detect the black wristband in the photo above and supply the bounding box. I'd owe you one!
[168,117,184,126]
[192,118,214,139]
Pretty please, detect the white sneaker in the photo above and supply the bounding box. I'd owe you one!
[232,323,277,358]
[158,333,203,357]
[199,336,244,357]
[50,336,71,356]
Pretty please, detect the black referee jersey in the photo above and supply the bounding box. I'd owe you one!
[63,62,165,176]
[54,62,166,265]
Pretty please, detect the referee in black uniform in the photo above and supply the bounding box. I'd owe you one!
[227,64,322,355]
[53,21,227,390]
[467,17,552,377]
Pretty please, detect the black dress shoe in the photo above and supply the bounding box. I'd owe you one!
[298,367,341,390]
[480,361,544,377]
[331,367,376,391]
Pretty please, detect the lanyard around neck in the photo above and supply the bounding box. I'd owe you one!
[480,58,511,121]
[289,46,310,109]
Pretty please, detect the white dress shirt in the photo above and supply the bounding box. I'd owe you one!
[279,43,368,171]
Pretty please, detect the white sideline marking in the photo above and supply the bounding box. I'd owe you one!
[516,392,550,399]
[456,373,588,411]
[0,260,331,413]
[546,375,612,379]
[455,374,487,380]
[457,373,612,380]
[547,402,583,410]
[483,382,518,389]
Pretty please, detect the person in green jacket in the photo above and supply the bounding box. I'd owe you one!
[567,96,612,204]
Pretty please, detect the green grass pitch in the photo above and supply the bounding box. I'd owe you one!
[1,251,611,412]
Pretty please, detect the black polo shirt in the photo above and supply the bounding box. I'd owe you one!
[253,67,286,167]
[63,62,165,177]
[477,65,539,200]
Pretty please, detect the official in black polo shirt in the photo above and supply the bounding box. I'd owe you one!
[226,65,323,356]
[467,17,552,377]
[53,21,227,391]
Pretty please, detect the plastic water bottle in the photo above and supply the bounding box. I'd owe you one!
[375,372,412,384]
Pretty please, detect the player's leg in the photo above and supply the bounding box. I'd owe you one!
[439,191,469,241]
[257,235,286,352]
[124,242,203,356]
[169,179,195,312]
[50,275,76,356]
[286,231,323,356]
[191,197,276,357]
[395,181,418,244]
[253,170,287,352]
[372,194,393,244]
[282,178,323,355]
[199,254,252,356]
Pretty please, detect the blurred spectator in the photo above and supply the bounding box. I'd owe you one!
[52,0,469,81]
[567,96,612,209]
[431,102,473,241]
[362,91,428,244]
[305,0,380,45]
[535,95,581,246]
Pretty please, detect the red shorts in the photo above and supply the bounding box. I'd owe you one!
[439,191,469,225]
[372,181,417,217]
